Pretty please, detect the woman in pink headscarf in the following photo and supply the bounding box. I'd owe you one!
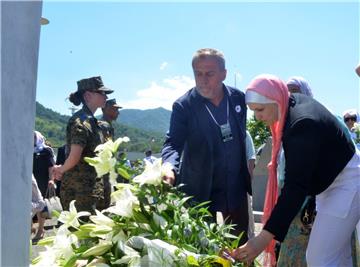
[231,74,360,267]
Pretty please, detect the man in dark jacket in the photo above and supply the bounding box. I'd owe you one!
[161,48,251,242]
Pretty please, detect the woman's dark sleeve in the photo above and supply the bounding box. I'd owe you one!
[264,119,321,241]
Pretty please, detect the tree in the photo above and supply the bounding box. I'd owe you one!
[247,115,271,149]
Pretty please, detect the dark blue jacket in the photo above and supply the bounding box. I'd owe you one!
[162,85,251,204]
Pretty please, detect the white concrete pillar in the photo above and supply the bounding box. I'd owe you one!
[1,1,42,266]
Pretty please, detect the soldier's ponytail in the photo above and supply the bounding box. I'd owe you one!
[69,91,83,106]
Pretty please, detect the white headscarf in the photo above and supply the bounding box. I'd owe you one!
[343,109,359,122]
[34,131,49,153]
[286,76,313,97]
[245,90,277,104]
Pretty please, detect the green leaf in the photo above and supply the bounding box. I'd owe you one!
[231,231,244,249]
[31,256,41,265]
[51,209,60,218]
[186,255,200,266]
[63,254,79,267]
[182,243,198,253]
[84,157,99,164]
[117,166,131,180]
[36,236,55,246]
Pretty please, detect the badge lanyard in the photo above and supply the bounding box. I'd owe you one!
[205,99,233,142]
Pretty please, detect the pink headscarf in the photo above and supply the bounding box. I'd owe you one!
[246,74,289,267]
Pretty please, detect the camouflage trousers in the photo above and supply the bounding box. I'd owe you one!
[60,173,104,215]
[96,175,111,211]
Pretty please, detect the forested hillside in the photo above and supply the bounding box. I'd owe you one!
[119,107,171,134]
[35,102,165,152]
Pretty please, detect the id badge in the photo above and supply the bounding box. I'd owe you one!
[220,123,233,142]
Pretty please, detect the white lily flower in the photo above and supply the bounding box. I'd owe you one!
[85,137,130,178]
[90,209,115,228]
[58,200,90,229]
[82,240,113,257]
[115,240,141,265]
[156,203,168,213]
[112,230,127,243]
[127,237,179,267]
[95,137,129,154]
[32,246,59,266]
[106,186,138,217]
[52,226,77,261]
[109,169,118,186]
[133,158,172,186]
[87,149,117,177]
[153,213,167,228]
[86,260,110,267]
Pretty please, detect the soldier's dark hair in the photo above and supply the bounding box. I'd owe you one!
[192,48,226,71]
[69,91,84,106]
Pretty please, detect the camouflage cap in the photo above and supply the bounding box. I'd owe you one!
[77,76,114,94]
[105,98,122,109]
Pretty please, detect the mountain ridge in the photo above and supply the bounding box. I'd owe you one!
[35,102,170,153]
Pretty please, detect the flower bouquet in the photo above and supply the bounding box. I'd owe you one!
[31,137,248,267]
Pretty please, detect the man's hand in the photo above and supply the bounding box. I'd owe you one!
[162,168,175,186]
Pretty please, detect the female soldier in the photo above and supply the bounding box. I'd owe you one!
[52,76,113,213]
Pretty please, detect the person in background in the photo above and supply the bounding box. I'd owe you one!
[143,149,157,165]
[98,98,122,209]
[52,76,113,213]
[231,74,359,267]
[343,109,359,144]
[33,130,55,241]
[161,48,251,242]
[54,144,66,196]
[98,98,122,141]
[245,131,256,239]
[355,63,360,77]
[286,76,313,97]
[31,174,46,242]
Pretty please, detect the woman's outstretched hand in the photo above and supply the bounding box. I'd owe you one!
[230,230,274,264]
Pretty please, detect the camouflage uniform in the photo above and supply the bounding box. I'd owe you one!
[60,105,105,214]
[97,118,114,209]
[98,120,114,141]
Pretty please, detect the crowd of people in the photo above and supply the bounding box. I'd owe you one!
[31,48,359,267]
[161,48,359,267]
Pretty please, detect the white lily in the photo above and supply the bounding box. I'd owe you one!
[85,136,130,179]
[90,209,115,228]
[153,213,167,228]
[58,200,90,229]
[82,240,113,257]
[86,149,117,177]
[86,260,110,267]
[95,136,130,154]
[52,226,77,261]
[126,237,181,267]
[133,159,173,186]
[106,186,138,217]
[31,246,59,266]
[112,230,128,243]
